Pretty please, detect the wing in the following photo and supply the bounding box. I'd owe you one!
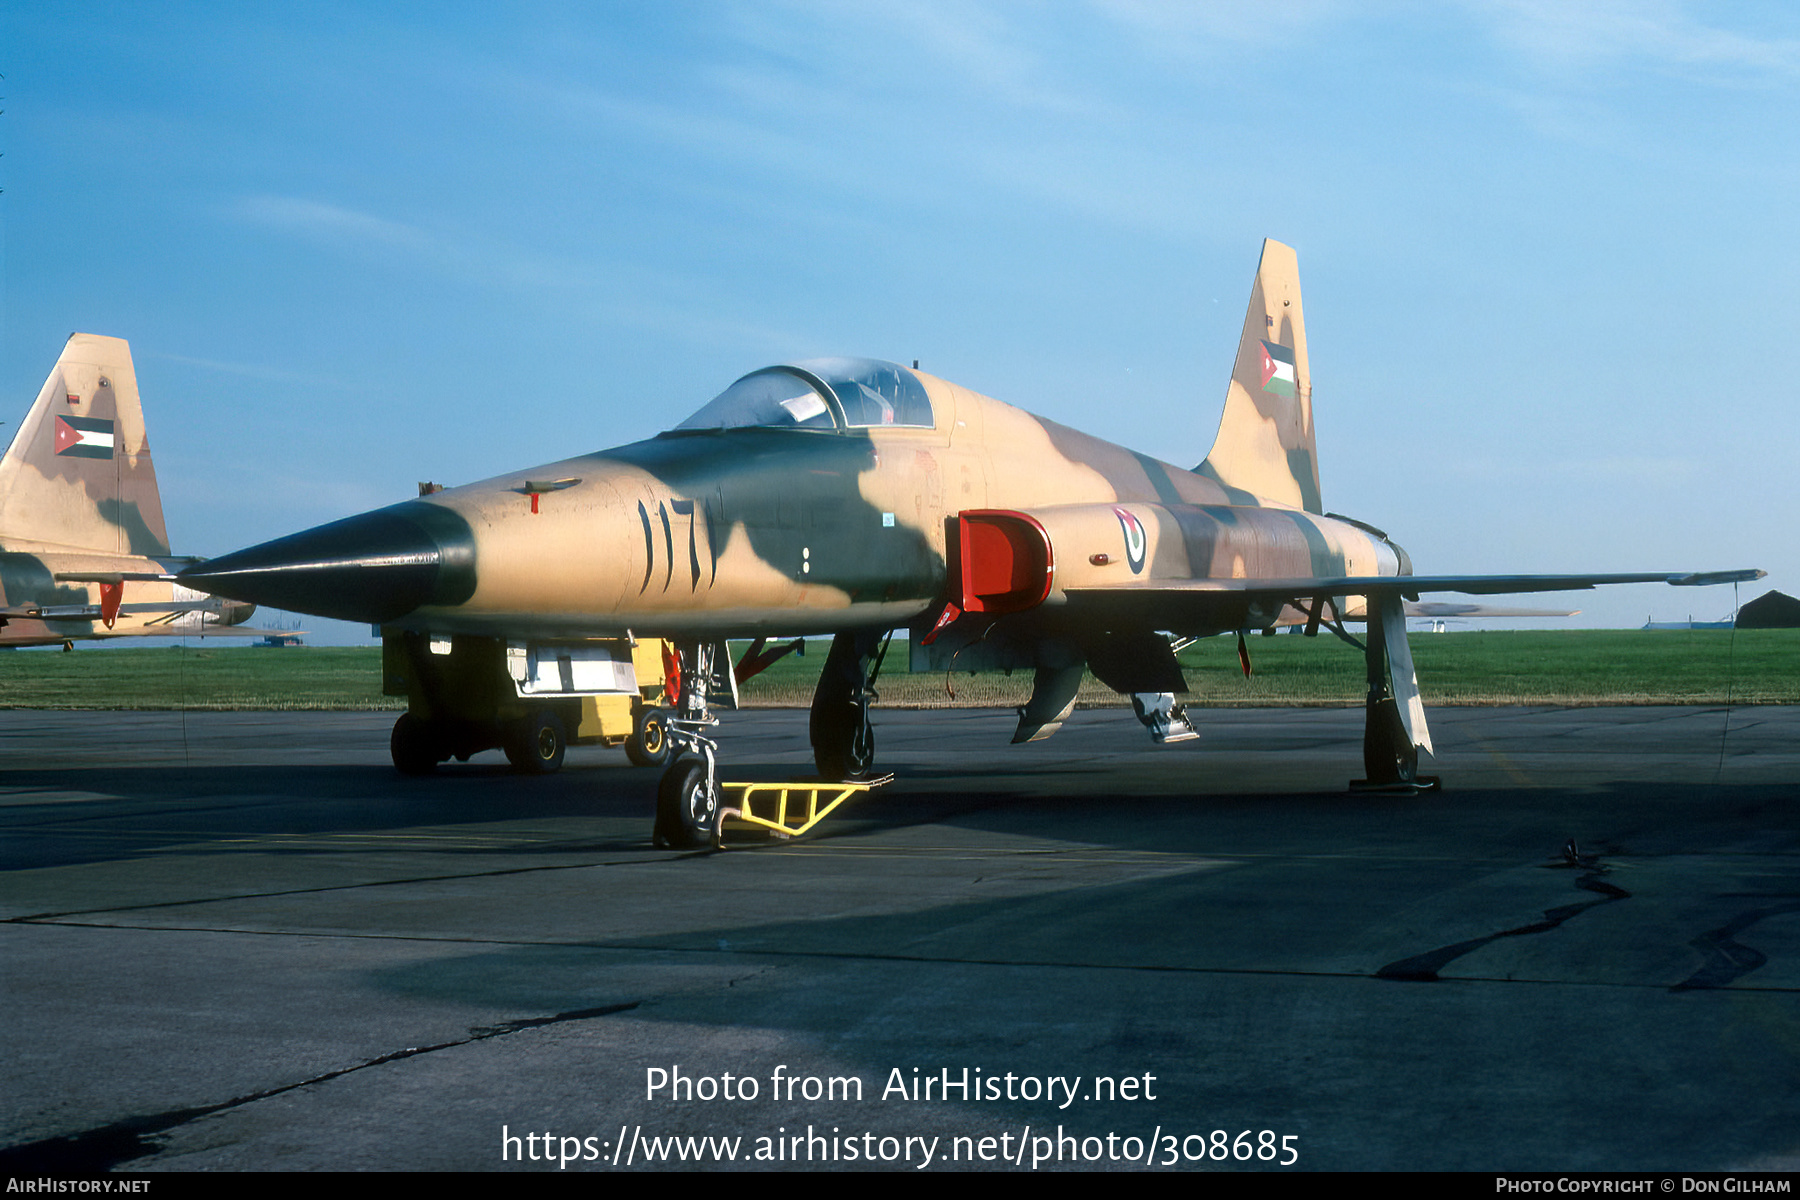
[9,600,225,620]
[1060,570,1764,629]
[1402,602,1578,619]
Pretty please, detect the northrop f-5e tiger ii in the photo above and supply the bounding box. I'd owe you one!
[180,241,1759,846]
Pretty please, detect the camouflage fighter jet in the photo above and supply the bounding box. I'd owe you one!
[0,334,258,647]
[179,241,1758,845]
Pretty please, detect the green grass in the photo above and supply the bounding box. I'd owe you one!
[740,629,1800,708]
[0,645,398,710]
[3,630,1794,710]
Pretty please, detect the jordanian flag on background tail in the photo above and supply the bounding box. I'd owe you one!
[1258,340,1296,399]
[54,415,115,459]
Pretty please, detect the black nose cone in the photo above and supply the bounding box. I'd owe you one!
[179,501,477,624]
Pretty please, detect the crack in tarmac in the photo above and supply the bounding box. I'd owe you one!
[0,1000,642,1174]
[1375,858,1794,992]
[14,916,1796,995]
[1376,864,1633,982]
[1672,899,1800,991]
[2,851,714,922]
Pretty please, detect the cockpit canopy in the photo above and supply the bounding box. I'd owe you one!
[675,357,934,433]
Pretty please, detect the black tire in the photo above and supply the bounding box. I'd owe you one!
[655,755,717,849]
[813,711,874,782]
[506,709,567,775]
[1362,698,1418,785]
[625,707,670,768]
[391,713,441,776]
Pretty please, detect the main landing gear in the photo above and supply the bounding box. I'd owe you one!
[1351,593,1440,793]
[808,629,888,781]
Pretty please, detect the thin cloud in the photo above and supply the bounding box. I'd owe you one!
[151,351,338,388]
[234,194,591,296]
[734,0,1106,117]
[1092,0,1352,51]
[237,195,434,252]
[1469,0,1800,81]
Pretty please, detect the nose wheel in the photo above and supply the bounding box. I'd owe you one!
[655,751,720,849]
[652,639,730,848]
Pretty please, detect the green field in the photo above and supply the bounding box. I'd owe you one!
[2,629,1795,710]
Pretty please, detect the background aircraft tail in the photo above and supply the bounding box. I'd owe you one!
[1197,239,1321,514]
[0,333,171,556]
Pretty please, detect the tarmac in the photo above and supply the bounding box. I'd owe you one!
[1,703,1796,1173]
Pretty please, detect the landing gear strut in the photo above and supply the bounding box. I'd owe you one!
[654,640,729,848]
[810,629,888,781]
[1352,593,1440,792]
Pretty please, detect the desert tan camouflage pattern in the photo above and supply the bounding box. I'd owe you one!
[0,334,254,646]
[1202,238,1318,513]
[177,239,1759,799]
[187,238,1755,655]
[367,241,1383,643]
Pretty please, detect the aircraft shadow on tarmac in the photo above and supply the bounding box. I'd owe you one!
[2,751,1795,870]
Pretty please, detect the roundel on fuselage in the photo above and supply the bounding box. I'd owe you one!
[1113,506,1147,574]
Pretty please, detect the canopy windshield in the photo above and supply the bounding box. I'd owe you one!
[675,358,933,432]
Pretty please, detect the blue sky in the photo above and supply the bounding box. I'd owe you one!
[3,2,1795,639]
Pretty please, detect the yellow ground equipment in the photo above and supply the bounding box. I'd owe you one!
[711,775,892,848]
[382,632,671,775]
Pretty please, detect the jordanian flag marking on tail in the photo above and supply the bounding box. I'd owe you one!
[54,415,115,459]
[1259,340,1296,399]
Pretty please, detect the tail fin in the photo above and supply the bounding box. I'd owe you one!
[1197,239,1321,513]
[0,333,171,556]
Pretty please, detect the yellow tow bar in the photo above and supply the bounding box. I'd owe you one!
[713,775,892,848]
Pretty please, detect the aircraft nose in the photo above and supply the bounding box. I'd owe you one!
[178,501,477,624]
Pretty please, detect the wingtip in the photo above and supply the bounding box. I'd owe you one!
[1668,569,1766,587]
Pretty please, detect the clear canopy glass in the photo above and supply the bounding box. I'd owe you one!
[675,358,933,432]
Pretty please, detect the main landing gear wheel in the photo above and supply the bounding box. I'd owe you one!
[814,714,874,782]
[504,709,567,775]
[810,629,886,782]
[655,755,718,849]
[1351,594,1441,793]
[390,713,442,776]
[625,707,670,768]
[1363,697,1418,783]
[1353,696,1440,793]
